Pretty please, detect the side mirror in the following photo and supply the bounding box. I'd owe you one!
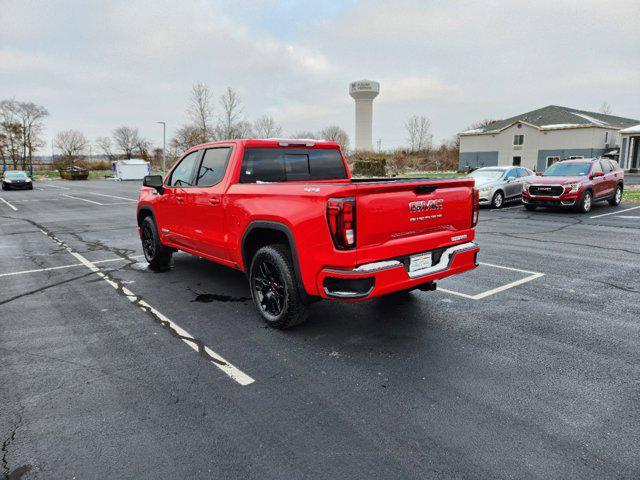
[143,175,164,194]
[590,171,604,179]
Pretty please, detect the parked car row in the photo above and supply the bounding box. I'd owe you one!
[468,158,624,213]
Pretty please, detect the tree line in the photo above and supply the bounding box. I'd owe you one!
[1,90,475,174]
[0,99,49,169]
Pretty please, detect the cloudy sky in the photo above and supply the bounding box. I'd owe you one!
[2,0,639,153]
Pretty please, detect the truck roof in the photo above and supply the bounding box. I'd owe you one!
[189,138,341,150]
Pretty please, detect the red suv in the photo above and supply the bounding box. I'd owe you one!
[522,158,624,213]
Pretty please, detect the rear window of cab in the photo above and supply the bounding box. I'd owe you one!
[240,148,347,183]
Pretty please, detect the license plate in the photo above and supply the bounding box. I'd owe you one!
[409,252,432,273]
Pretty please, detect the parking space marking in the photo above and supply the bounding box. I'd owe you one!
[617,216,640,219]
[34,225,255,386]
[82,192,137,202]
[437,262,544,300]
[590,205,640,219]
[40,183,70,190]
[0,197,18,211]
[62,194,104,205]
[0,255,145,278]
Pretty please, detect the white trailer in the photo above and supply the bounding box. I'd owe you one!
[113,159,150,181]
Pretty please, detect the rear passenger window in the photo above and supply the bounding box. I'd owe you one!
[168,151,199,187]
[196,147,231,186]
[516,168,529,177]
[240,148,347,183]
[601,160,613,173]
[592,162,604,174]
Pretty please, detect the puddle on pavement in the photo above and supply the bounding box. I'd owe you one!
[192,293,249,303]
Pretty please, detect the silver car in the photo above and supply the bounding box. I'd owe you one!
[468,166,535,208]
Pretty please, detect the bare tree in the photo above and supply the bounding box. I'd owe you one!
[112,126,149,159]
[600,101,612,115]
[216,87,245,140]
[405,115,433,152]
[170,124,202,153]
[18,102,49,168]
[234,121,254,139]
[54,130,88,164]
[0,99,48,169]
[253,115,282,138]
[96,136,117,161]
[290,131,319,140]
[320,125,350,152]
[187,82,215,143]
[467,118,500,130]
[0,110,23,169]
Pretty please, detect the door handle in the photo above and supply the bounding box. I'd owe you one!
[209,197,221,205]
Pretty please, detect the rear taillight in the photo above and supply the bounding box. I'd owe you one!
[327,197,356,250]
[471,188,480,227]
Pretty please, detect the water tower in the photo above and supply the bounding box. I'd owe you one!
[349,80,380,151]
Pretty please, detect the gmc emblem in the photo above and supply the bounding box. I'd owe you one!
[538,187,551,191]
[409,199,443,213]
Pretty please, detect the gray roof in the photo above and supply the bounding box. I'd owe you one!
[462,105,639,134]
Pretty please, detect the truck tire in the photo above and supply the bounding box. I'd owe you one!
[249,244,309,329]
[608,185,622,206]
[140,215,172,271]
[491,191,504,209]
[576,190,593,213]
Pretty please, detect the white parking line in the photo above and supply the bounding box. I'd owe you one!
[617,216,640,219]
[62,194,104,205]
[0,197,18,211]
[83,192,137,202]
[437,262,544,300]
[0,255,145,278]
[590,205,640,219]
[40,183,70,190]
[35,226,255,386]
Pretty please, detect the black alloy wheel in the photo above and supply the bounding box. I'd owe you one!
[249,244,309,329]
[253,259,286,317]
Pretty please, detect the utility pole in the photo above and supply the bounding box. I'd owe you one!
[22,119,27,170]
[157,121,166,173]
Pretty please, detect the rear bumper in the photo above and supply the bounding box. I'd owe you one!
[317,242,479,300]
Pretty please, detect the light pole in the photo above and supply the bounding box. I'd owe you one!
[157,121,166,173]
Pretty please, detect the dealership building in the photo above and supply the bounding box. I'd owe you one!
[458,105,639,172]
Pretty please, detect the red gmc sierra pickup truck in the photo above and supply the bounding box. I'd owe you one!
[137,139,480,328]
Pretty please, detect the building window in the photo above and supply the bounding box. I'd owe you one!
[605,131,609,144]
[513,135,524,146]
[546,156,560,167]
[512,156,521,166]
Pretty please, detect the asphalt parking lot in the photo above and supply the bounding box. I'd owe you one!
[2,180,639,479]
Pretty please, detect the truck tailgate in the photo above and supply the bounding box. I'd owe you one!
[355,178,475,263]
